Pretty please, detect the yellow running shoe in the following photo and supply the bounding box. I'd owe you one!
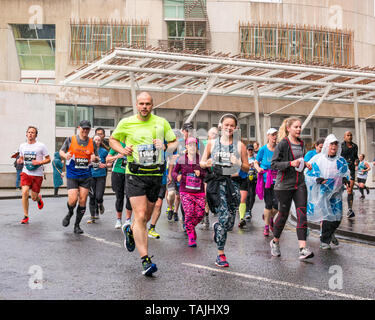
[148,227,160,239]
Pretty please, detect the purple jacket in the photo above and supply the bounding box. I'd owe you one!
[172,154,207,194]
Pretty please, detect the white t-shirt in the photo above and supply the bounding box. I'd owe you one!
[19,141,49,177]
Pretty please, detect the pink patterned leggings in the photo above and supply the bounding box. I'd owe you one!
[180,192,206,240]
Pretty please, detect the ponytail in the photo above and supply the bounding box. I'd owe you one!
[277,117,301,142]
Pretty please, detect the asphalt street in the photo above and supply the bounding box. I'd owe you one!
[0,195,374,301]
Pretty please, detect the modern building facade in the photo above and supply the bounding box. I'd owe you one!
[1,0,375,187]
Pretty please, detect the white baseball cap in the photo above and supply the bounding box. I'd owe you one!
[267,128,278,135]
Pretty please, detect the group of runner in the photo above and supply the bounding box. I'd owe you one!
[16,91,368,277]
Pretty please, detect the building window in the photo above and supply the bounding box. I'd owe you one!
[197,121,209,131]
[56,105,94,127]
[93,118,115,127]
[240,124,248,138]
[302,128,312,137]
[161,0,209,52]
[319,128,329,138]
[249,125,256,139]
[70,21,148,64]
[240,23,353,66]
[164,0,184,20]
[11,24,55,70]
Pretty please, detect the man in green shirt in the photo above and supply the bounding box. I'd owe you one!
[109,92,177,276]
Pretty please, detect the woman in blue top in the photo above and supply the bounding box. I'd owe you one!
[304,138,325,163]
[88,135,109,223]
[254,128,279,237]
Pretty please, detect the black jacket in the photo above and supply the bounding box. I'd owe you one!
[271,137,306,191]
[205,172,239,213]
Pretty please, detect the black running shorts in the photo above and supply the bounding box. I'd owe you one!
[67,177,92,190]
[125,174,162,203]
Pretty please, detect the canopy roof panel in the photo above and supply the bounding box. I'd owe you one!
[61,48,375,105]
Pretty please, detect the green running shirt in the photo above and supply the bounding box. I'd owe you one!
[111,114,176,176]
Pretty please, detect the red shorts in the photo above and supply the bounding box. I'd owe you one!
[20,172,43,194]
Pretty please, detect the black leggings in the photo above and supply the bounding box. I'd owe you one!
[246,182,256,212]
[112,172,125,213]
[89,176,106,216]
[274,185,308,241]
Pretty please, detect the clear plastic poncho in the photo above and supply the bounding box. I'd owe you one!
[305,134,349,222]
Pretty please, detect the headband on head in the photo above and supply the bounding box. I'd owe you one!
[218,113,238,128]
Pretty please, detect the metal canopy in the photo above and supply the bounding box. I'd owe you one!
[61,48,375,105]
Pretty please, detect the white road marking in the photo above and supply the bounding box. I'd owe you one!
[83,233,122,248]
[182,263,373,301]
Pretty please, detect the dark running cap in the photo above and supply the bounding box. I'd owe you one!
[79,120,92,129]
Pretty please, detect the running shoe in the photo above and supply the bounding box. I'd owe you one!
[299,247,314,260]
[99,203,105,215]
[360,195,365,200]
[74,225,84,234]
[62,213,73,227]
[331,234,339,246]
[212,222,219,243]
[320,242,331,250]
[21,216,29,224]
[263,225,270,237]
[87,216,96,224]
[148,227,160,239]
[347,209,355,219]
[215,254,229,268]
[238,219,246,229]
[37,195,44,210]
[188,238,197,247]
[142,256,158,276]
[173,212,178,221]
[115,219,122,229]
[167,210,174,221]
[122,224,135,252]
[123,218,131,227]
[245,212,252,221]
[270,240,281,257]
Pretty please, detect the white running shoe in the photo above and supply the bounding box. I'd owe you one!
[115,219,122,229]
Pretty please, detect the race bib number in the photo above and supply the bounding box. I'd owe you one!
[24,152,36,165]
[75,158,89,169]
[185,173,202,190]
[138,144,159,166]
[214,151,232,167]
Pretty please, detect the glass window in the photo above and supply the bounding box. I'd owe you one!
[249,125,256,139]
[164,0,184,20]
[12,24,55,71]
[197,122,209,131]
[94,118,115,127]
[240,24,353,66]
[240,124,248,138]
[70,23,148,64]
[56,105,93,128]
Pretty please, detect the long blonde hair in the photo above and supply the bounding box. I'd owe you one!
[278,117,301,142]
